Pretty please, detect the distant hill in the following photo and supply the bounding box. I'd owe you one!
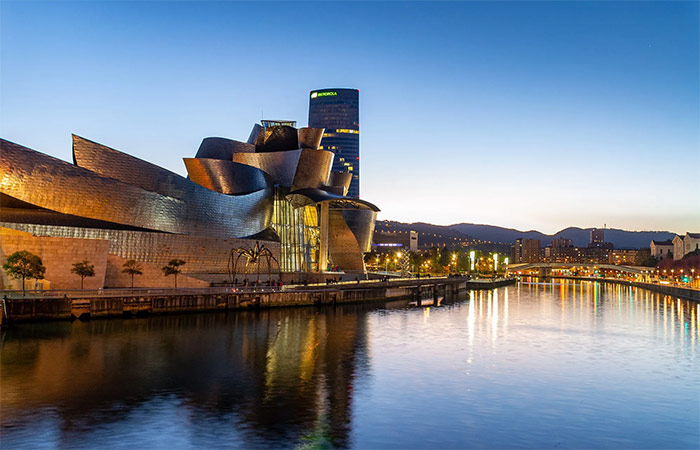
[549,227,676,249]
[377,220,677,250]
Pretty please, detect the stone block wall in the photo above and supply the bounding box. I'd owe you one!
[0,227,109,290]
[104,254,209,288]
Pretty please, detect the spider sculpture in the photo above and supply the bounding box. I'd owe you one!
[228,241,280,285]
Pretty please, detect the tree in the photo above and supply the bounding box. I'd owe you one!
[162,259,186,288]
[634,248,657,267]
[2,250,46,294]
[438,248,451,272]
[121,259,143,288]
[71,260,95,289]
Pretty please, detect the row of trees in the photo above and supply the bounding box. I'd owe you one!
[2,250,187,292]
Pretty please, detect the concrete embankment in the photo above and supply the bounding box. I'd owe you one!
[540,276,700,302]
[1,277,516,323]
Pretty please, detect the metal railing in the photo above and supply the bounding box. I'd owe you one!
[0,285,285,299]
[0,275,514,299]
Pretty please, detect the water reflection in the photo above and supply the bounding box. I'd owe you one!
[1,307,370,448]
[1,281,699,449]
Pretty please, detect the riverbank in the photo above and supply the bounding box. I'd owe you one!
[533,275,700,302]
[1,276,516,324]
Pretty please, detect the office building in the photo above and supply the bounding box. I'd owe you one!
[308,88,360,198]
[512,238,541,263]
[588,228,613,249]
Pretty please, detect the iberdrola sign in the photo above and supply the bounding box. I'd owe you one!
[311,91,337,99]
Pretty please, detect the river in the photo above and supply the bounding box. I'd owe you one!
[1,280,698,449]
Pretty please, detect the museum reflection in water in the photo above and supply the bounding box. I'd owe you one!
[1,306,371,448]
[1,281,698,448]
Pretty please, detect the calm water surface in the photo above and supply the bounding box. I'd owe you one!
[1,280,699,449]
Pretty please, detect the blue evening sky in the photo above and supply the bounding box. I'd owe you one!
[1,1,698,234]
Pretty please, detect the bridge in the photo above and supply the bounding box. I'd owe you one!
[506,262,649,277]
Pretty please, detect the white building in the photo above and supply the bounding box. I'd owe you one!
[672,232,700,260]
[651,240,674,260]
[409,230,418,252]
[673,235,685,260]
[683,232,700,256]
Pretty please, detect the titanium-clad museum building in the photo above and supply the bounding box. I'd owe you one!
[0,120,378,289]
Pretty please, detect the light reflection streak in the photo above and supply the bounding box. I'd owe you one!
[487,291,492,320]
[593,283,598,315]
[663,296,668,340]
[492,289,498,339]
[504,287,509,324]
[467,291,475,349]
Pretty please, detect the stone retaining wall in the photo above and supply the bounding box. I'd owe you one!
[1,278,517,323]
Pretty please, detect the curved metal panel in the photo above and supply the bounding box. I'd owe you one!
[256,125,299,153]
[323,186,346,196]
[3,138,272,239]
[247,123,262,145]
[292,149,334,191]
[183,158,271,195]
[298,127,324,150]
[328,209,365,271]
[195,137,255,160]
[329,172,352,196]
[232,149,302,187]
[340,208,377,254]
[285,188,380,212]
[3,138,183,233]
[0,204,155,231]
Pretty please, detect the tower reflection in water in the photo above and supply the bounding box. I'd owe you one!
[0,307,369,448]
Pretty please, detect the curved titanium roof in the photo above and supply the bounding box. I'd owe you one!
[298,127,324,150]
[232,148,334,190]
[1,138,272,238]
[329,172,353,196]
[183,158,272,195]
[255,125,299,153]
[247,124,262,145]
[285,188,380,211]
[194,137,255,160]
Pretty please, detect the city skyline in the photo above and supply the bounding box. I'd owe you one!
[1,1,697,234]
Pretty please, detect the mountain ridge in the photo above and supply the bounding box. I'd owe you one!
[377,220,678,249]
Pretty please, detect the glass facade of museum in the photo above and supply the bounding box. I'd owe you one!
[271,189,320,273]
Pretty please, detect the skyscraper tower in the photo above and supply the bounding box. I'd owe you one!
[308,88,360,198]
